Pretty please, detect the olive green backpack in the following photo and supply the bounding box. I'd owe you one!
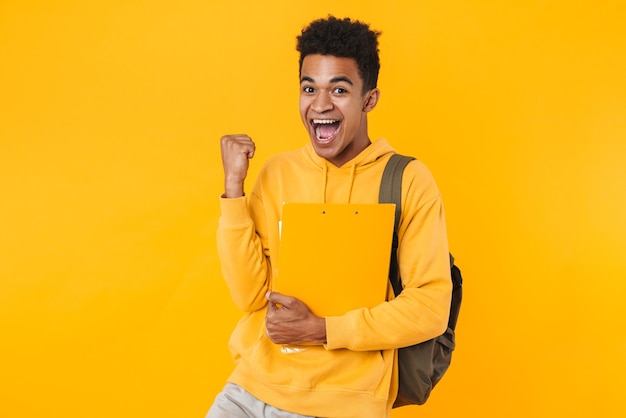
[379,154,463,407]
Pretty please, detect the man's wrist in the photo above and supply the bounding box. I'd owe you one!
[314,317,328,344]
[223,186,245,198]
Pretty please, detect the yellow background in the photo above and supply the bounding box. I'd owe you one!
[1,1,625,417]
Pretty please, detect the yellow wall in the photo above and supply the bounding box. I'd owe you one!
[1,1,625,417]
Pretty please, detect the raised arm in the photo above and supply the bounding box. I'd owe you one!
[217,134,271,312]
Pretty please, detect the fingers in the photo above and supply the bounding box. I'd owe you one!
[265,292,298,344]
[221,134,256,159]
[266,292,312,320]
[265,292,327,345]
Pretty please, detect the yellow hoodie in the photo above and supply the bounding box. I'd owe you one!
[216,139,451,418]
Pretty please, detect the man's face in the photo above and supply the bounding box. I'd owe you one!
[299,54,379,167]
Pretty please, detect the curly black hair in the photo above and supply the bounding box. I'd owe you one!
[296,16,381,94]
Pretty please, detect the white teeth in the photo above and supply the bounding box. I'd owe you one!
[312,119,338,124]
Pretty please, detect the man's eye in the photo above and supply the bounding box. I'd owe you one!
[303,86,315,93]
[333,87,347,94]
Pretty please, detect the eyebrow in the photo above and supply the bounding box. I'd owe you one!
[300,76,354,85]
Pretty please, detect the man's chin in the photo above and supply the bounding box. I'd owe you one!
[312,143,341,162]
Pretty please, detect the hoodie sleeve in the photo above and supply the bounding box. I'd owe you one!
[216,195,271,312]
[325,160,452,351]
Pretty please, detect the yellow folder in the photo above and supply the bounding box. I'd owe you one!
[275,202,396,317]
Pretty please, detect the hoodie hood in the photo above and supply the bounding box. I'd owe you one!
[301,138,397,203]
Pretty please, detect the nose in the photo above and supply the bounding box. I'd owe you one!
[311,92,333,113]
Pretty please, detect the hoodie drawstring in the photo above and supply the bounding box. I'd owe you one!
[321,161,358,203]
[321,164,328,203]
[346,162,356,203]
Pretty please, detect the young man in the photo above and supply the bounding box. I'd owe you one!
[207,16,451,418]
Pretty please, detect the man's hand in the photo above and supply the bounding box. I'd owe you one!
[220,134,256,198]
[265,292,327,345]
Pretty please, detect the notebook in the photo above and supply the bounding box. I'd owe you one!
[275,202,396,317]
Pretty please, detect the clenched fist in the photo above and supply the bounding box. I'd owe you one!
[220,134,256,198]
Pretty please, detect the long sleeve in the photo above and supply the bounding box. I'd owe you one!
[216,196,271,312]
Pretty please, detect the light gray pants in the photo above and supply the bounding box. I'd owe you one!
[206,383,317,418]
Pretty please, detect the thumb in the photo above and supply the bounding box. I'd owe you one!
[266,291,291,307]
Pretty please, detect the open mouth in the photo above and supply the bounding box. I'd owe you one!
[312,119,341,143]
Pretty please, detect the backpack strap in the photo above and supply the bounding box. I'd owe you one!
[379,154,415,297]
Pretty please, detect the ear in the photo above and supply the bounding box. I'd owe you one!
[363,88,380,112]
